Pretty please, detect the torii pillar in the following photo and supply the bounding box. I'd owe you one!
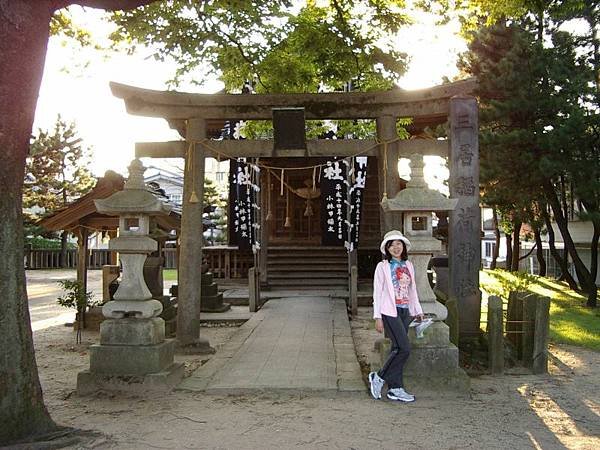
[177,118,214,353]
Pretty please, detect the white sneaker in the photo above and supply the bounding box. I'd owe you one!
[368,372,384,400]
[387,387,415,402]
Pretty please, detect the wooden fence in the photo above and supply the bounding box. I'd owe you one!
[25,249,111,269]
[25,246,252,279]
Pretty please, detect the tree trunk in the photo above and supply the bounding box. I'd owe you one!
[0,1,57,444]
[60,230,68,268]
[505,233,513,271]
[541,206,578,289]
[533,224,546,276]
[491,208,500,270]
[511,218,522,272]
[544,180,597,307]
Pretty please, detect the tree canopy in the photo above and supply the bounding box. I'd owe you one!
[109,0,411,93]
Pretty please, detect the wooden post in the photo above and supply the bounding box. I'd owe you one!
[177,118,212,351]
[487,295,504,375]
[376,115,401,233]
[532,296,550,374]
[522,293,537,368]
[350,265,358,318]
[76,227,89,293]
[259,170,268,285]
[249,267,257,312]
[506,290,523,356]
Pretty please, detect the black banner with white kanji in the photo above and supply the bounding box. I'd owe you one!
[230,159,260,252]
[321,159,347,246]
[347,156,368,251]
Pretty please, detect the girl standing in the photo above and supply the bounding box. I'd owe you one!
[369,230,424,402]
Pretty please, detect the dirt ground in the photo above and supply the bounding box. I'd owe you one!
[25,309,600,450]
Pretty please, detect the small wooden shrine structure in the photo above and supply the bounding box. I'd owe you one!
[39,170,181,296]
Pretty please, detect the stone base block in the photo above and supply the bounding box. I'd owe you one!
[176,336,215,355]
[201,293,231,313]
[408,321,450,348]
[165,318,177,338]
[90,339,175,375]
[373,337,469,393]
[201,283,218,297]
[77,362,184,396]
[404,346,461,373]
[100,318,165,346]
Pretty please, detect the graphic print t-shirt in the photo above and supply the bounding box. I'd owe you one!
[390,259,411,308]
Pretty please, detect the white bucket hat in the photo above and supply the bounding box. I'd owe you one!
[380,230,411,254]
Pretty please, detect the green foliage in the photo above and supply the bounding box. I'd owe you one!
[25,236,76,250]
[50,10,95,47]
[56,280,96,311]
[109,1,410,92]
[23,116,95,234]
[480,268,538,299]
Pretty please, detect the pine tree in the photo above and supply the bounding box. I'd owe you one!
[24,116,95,267]
[460,9,599,305]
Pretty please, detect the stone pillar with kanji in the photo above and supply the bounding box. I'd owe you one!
[448,96,481,340]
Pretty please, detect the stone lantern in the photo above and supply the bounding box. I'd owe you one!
[381,153,458,321]
[77,159,183,394]
[379,153,469,392]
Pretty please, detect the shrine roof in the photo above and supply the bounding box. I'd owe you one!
[38,171,181,233]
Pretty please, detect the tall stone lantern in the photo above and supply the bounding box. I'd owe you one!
[381,153,458,321]
[77,159,183,394]
[380,153,469,392]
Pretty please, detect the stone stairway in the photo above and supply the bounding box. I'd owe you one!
[265,246,348,291]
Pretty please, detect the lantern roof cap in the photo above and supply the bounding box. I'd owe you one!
[95,159,172,216]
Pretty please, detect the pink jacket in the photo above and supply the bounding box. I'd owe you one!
[372,259,423,319]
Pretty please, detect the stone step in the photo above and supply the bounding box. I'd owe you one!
[268,278,348,287]
[267,257,346,264]
[268,272,347,279]
[267,264,347,272]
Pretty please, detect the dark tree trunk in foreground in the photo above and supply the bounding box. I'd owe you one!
[544,180,597,307]
[491,208,500,270]
[0,2,57,444]
[505,233,513,271]
[0,1,160,445]
[541,207,578,289]
[533,224,546,276]
[511,218,522,272]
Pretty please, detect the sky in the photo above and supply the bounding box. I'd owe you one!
[33,5,467,191]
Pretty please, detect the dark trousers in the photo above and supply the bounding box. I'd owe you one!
[378,308,412,389]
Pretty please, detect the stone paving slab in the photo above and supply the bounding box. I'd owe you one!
[178,296,365,395]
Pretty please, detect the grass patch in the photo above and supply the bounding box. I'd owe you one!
[480,269,600,351]
[163,269,178,281]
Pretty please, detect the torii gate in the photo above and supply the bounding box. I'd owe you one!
[111,79,481,349]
